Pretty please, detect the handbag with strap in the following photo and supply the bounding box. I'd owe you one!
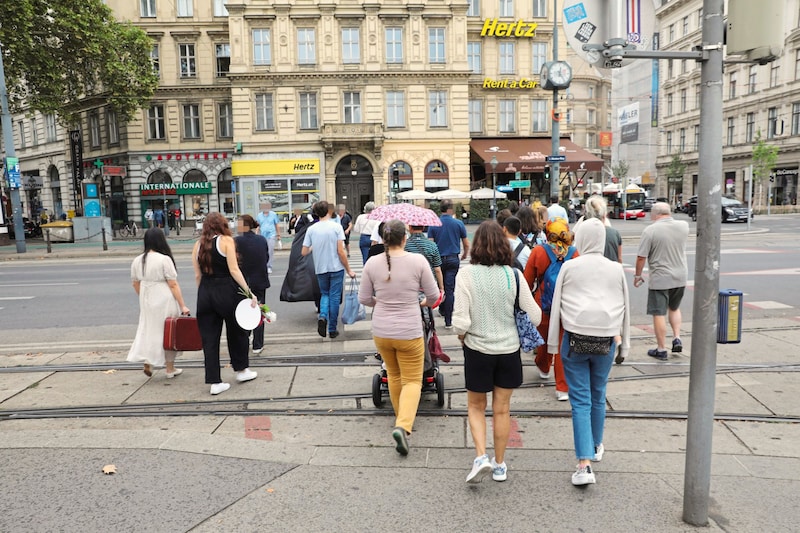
[513,269,545,353]
[342,277,367,325]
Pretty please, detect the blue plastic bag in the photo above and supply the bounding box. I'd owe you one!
[342,278,366,325]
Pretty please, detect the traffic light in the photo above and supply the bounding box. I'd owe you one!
[543,165,551,181]
[392,169,400,191]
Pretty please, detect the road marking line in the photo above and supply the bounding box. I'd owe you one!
[744,301,793,310]
[0,283,79,287]
[0,296,35,300]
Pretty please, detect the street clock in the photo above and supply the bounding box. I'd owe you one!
[539,61,573,90]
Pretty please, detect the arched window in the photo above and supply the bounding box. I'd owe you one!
[389,160,413,191]
[183,170,209,218]
[217,168,234,215]
[424,160,449,193]
[147,170,172,184]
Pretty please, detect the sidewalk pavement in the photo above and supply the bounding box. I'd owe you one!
[1,316,799,532]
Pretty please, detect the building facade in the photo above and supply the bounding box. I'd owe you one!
[4,0,612,227]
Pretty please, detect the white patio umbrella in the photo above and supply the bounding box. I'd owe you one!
[432,188,470,200]
[470,187,507,199]
[396,189,435,201]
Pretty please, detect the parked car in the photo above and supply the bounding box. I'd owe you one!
[688,196,753,222]
[644,198,655,212]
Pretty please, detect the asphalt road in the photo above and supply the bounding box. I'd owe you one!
[1,214,798,351]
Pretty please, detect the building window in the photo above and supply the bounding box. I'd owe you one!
[767,107,778,139]
[499,99,516,133]
[342,28,360,64]
[666,131,673,153]
[253,29,271,65]
[89,112,101,148]
[795,50,800,80]
[255,93,274,131]
[500,0,513,18]
[532,42,546,75]
[679,128,686,151]
[140,0,155,18]
[499,42,515,74]
[467,42,481,73]
[588,85,595,99]
[386,91,406,128]
[669,23,675,42]
[606,112,612,128]
[17,120,25,148]
[147,104,166,140]
[343,92,361,123]
[467,0,480,17]
[107,110,119,145]
[182,104,201,139]
[216,43,230,77]
[586,132,596,149]
[429,91,447,127]
[468,99,483,133]
[565,109,572,124]
[694,125,700,150]
[681,59,687,74]
[748,65,757,93]
[745,112,754,143]
[179,43,196,78]
[385,27,403,64]
[695,84,701,109]
[424,161,449,192]
[531,99,547,132]
[218,102,232,138]
[770,64,779,87]
[666,93,673,116]
[587,108,596,124]
[45,113,57,142]
[533,0,547,18]
[29,118,37,146]
[727,117,735,145]
[792,103,800,136]
[177,0,192,17]
[298,29,316,65]
[299,92,318,129]
[680,89,687,113]
[697,8,703,26]
[213,0,227,17]
[428,28,445,64]
[667,59,673,78]
[728,72,737,99]
[682,16,689,36]
[150,44,160,76]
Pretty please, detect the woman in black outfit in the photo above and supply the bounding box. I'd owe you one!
[235,214,270,355]
[192,212,259,395]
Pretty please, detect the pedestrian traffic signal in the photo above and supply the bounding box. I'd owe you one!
[392,169,400,191]
[543,165,551,181]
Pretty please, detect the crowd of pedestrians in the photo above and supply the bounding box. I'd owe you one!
[125,192,684,489]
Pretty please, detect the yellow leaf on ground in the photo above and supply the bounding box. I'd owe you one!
[103,369,117,374]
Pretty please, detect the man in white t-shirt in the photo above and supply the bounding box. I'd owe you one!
[547,195,569,223]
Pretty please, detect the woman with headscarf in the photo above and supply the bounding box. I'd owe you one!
[358,219,440,456]
[549,218,630,485]
[523,217,579,401]
[352,201,379,265]
[192,212,259,395]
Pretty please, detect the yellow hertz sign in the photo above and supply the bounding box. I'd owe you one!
[483,78,538,89]
[481,19,539,38]
[232,159,319,176]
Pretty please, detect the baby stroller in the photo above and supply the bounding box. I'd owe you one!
[372,306,447,408]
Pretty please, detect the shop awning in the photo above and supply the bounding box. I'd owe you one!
[470,138,604,173]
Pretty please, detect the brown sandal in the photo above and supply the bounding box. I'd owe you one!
[143,364,152,377]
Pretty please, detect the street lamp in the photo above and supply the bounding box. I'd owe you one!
[490,155,498,220]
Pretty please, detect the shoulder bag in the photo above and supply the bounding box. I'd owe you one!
[513,269,545,353]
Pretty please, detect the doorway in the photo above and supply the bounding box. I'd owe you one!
[335,155,375,218]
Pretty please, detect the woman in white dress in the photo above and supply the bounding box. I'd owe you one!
[127,228,190,377]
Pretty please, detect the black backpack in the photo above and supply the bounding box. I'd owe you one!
[513,241,527,271]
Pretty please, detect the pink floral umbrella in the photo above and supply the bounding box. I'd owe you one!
[366,203,442,226]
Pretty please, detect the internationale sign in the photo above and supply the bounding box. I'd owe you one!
[139,182,213,196]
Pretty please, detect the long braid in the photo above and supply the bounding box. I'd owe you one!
[383,219,405,282]
[385,252,392,281]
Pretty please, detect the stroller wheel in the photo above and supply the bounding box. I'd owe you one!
[436,372,445,407]
[372,373,385,408]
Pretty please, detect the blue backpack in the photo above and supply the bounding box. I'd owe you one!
[539,244,575,314]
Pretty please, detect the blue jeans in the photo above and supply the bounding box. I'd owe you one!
[560,332,615,460]
[359,234,372,265]
[317,270,345,332]
[440,255,460,326]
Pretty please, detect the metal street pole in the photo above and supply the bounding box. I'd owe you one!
[490,155,498,219]
[683,0,724,526]
[0,43,26,253]
[550,0,560,201]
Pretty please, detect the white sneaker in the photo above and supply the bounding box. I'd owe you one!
[165,368,183,379]
[538,370,551,379]
[235,368,258,382]
[556,390,570,401]
[252,347,263,354]
[466,454,492,484]
[593,443,605,462]
[268,267,273,274]
[572,464,596,486]
[210,382,230,395]
[491,457,507,482]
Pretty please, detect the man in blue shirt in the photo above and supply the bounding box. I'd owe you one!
[257,201,281,274]
[301,201,356,339]
[427,200,469,328]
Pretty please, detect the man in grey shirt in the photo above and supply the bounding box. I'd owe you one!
[633,202,690,361]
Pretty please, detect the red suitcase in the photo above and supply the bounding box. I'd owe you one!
[163,316,203,351]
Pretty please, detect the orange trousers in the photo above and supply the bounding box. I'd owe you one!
[534,313,568,393]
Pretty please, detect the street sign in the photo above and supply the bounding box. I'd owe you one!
[509,180,531,188]
[3,157,21,189]
[545,155,566,162]
[497,185,514,193]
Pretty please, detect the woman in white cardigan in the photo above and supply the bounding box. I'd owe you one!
[453,221,541,484]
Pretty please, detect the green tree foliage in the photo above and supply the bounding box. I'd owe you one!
[0,0,158,123]
[612,159,630,182]
[666,153,687,184]
[751,130,779,184]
